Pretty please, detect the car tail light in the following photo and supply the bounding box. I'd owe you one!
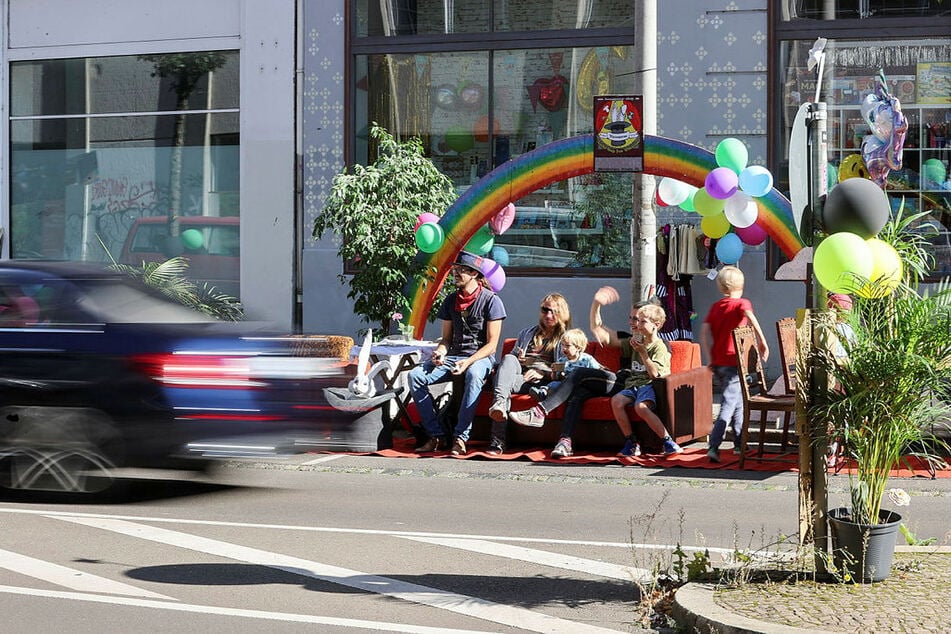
[132,353,267,389]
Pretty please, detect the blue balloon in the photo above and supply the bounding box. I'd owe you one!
[489,245,510,266]
[715,233,744,264]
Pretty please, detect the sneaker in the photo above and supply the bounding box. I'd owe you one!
[486,437,505,455]
[415,437,442,453]
[618,438,641,457]
[663,437,684,455]
[528,385,548,401]
[509,406,545,428]
[551,438,573,458]
[488,397,508,422]
[707,447,720,463]
[451,437,466,456]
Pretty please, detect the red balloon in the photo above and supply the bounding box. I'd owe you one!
[735,222,768,246]
[655,188,668,207]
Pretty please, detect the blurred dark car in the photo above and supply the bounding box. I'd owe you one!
[0,261,365,496]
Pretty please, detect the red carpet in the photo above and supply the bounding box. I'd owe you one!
[344,437,949,478]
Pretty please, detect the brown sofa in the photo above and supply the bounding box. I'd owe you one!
[468,338,714,452]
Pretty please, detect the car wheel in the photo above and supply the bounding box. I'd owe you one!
[0,406,124,495]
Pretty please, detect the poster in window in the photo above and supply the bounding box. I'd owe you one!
[916,63,951,104]
[593,95,643,172]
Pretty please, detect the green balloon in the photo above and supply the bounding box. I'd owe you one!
[679,188,697,212]
[826,162,838,190]
[465,225,495,255]
[693,187,726,217]
[414,222,444,253]
[814,232,873,294]
[181,228,204,250]
[445,127,474,154]
[714,138,749,175]
[700,212,731,239]
[923,158,947,186]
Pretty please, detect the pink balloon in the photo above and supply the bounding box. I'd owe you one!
[705,167,739,200]
[489,203,516,235]
[735,222,768,246]
[414,212,440,232]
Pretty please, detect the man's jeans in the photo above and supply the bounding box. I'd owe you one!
[408,355,494,442]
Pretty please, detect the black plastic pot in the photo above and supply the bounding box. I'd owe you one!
[828,507,901,583]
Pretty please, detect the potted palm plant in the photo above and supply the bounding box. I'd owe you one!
[810,268,951,582]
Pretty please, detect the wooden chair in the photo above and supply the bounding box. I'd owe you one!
[776,317,797,397]
[732,325,796,469]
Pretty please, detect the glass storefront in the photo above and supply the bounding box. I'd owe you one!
[773,12,951,278]
[9,51,241,296]
[352,0,633,271]
[355,0,632,37]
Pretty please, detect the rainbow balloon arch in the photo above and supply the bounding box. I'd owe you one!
[405,133,804,334]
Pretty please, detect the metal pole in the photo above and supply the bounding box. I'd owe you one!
[632,0,656,302]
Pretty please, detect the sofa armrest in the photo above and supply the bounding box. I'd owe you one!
[651,365,713,444]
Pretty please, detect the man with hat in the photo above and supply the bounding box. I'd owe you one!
[409,250,506,455]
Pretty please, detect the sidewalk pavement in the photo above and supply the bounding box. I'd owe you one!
[673,546,951,633]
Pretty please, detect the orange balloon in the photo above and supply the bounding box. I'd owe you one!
[473,115,499,142]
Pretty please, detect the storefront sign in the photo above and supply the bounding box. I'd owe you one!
[593,95,643,172]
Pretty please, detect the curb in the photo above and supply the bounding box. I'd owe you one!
[672,583,828,634]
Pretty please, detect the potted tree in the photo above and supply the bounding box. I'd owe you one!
[810,258,951,582]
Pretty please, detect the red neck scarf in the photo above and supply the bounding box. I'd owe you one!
[455,284,483,313]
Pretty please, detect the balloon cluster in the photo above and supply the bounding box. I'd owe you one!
[813,177,902,297]
[860,73,908,187]
[412,203,516,292]
[655,138,774,265]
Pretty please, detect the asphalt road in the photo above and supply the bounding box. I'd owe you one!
[1,454,949,633]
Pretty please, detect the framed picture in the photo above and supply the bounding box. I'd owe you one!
[917,62,951,104]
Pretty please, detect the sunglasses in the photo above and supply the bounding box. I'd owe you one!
[539,306,558,315]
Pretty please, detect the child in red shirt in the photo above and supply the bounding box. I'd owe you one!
[700,266,769,463]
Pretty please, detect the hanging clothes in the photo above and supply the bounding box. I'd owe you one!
[655,224,696,341]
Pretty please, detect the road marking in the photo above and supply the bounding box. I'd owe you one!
[0,507,731,554]
[397,536,652,582]
[0,584,494,633]
[0,548,173,599]
[53,516,624,634]
[300,454,345,465]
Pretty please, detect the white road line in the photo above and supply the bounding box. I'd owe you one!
[0,507,731,554]
[0,548,173,599]
[52,516,623,634]
[299,454,345,465]
[0,584,493,633]
[397,536,652,583]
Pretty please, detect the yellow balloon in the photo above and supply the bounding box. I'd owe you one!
[838,154,870,182]
[701,213,731,239]
[857,238,903,298]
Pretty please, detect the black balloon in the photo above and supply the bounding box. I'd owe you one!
[821,177,890,238]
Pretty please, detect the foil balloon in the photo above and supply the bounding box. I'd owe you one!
[489,203,516,235]
[860,72,907,186]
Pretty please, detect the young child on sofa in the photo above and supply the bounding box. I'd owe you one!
[700,265,769,463]
[529,328,602,401]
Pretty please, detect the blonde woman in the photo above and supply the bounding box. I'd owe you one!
[486,293,571,454]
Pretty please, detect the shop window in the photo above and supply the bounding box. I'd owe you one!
[775,38,951,279]
[8,52,241,295]
[354,45,634,270]
[783,1,951,20]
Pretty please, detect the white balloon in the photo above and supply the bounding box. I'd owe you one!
[657,178,689,206]
[723,192,759,228]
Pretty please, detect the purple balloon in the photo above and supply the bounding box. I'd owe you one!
[735,222,768,246]
[705,167,739,200]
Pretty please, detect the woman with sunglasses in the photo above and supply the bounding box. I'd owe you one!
[486,293,572,454]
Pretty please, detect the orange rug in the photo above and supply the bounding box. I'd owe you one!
[346,438,948,478]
